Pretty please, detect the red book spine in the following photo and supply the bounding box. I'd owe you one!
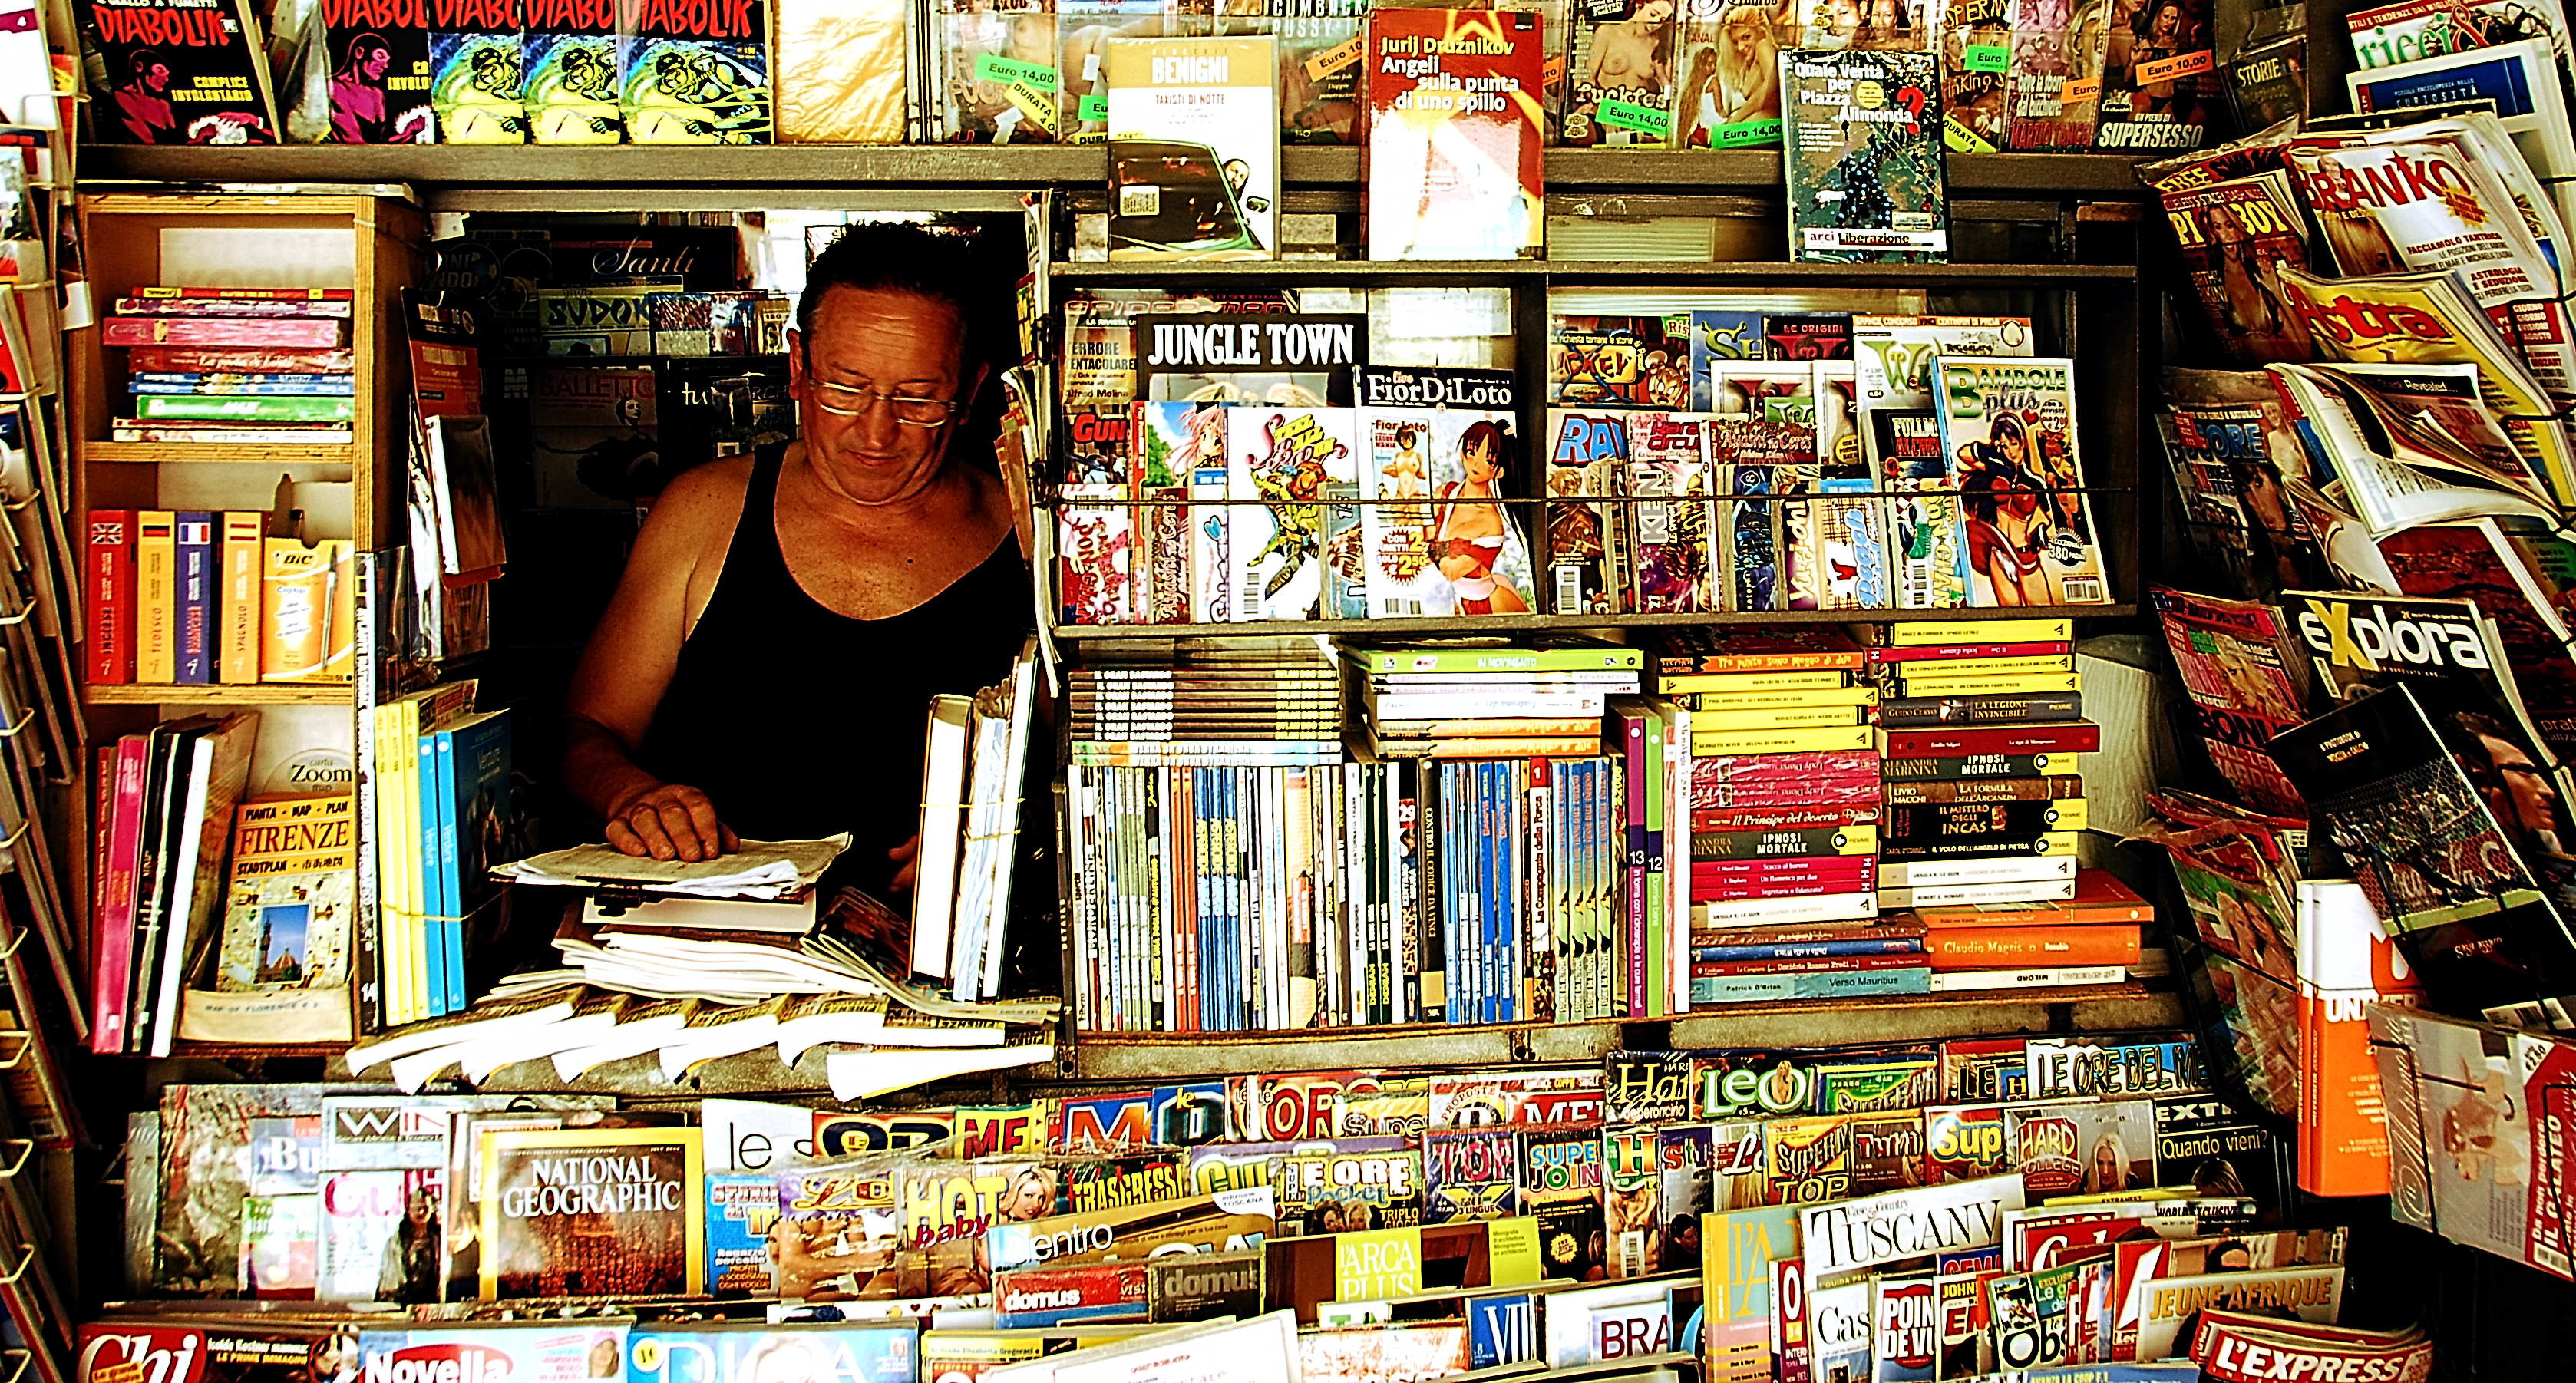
[1864,642,2072,662]
[134,286,355,301]
[1623,715,1647,1017]
[1691,953,1924,975]
[1879,721,2103,757]
[1692,804,1881,833]
[1689,919,1927,945]
[91,736,149,1054]
[1926,925,2142,968]
[85,510,134,684]
[127,346,358,374]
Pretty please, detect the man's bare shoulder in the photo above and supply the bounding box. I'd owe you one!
[647,456,759,535]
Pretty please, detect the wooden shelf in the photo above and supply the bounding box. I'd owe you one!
[1052,604,2138,641]
[1053,259,2138,287]
[85,682,353,705]
[1060,984,2178,1081]
[81,440,357,465]
[78,144,2158,200]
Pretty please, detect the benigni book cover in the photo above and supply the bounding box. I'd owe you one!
[1361,8,1544,261]
[320,0,437,140]
[82,0,282,143]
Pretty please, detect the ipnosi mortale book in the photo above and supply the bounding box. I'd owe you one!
[1781,46,1949,263]
[477,1125,705,1299]
[81,0,282,143]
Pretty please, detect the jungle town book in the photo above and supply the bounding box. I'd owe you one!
[320,0,435,140]
[1781,47,1950,263]
[1102,36,1281,259]
[1360,8,1544,261]
[478,1125,705,1299]
[79,0,282,143]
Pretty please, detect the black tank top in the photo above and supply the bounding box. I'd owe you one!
[638,444,1032,896]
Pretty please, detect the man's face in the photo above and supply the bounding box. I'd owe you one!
[364,48,391,78]
[144,60,170,93]
[2477,732,2560,837]
[790,285,976,506]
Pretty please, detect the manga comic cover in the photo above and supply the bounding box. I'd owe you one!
[1626,411,1714,613]
[1871,408,1971,609]
[1931,355,2111,606]
[1545,408,1631,616]
[621,0,770,142]
[1357,371,1536,618]
[1229,404,1360,621]
[1550,312,1694,406]
[1782,47,1949,262]
[1565,0,1677,146]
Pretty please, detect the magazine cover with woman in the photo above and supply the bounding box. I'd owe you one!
[1932,355,2112,606]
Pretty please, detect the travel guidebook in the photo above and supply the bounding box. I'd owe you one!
[1782,47,1950,262]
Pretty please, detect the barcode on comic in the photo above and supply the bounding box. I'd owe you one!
[2061,576,2103,602]
[1389,599,1422,615]
[1554,569,1582,614]
[1904,563,1929,609]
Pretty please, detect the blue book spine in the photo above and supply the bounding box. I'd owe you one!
[1689,966,1933,1005]
[1478,761,1498,1026]
[1692,938,1925,962]
[419,730,447,1015]
[434,731,462,1015]
[129,375,358,394]
[173,512,215,683]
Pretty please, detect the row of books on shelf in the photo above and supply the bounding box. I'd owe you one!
[1063,624,2116,1034]
[84,510,358,685]
[364,683,515,1028]
[1054,319,2112,625]
[99,287,360,442]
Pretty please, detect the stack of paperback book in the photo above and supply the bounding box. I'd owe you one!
[1661,631,1887,1005]
[365,682,511,1027]
[104,288,356,444]
[1068,643,1342,769]
[1353,641,1640,760]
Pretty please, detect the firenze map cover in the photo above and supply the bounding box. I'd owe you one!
[1782,48,1949,262]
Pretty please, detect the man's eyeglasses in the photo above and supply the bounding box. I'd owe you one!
[807,381,962,427]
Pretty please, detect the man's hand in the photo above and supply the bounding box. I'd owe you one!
[889,834,920,892]
[605,783,740,863]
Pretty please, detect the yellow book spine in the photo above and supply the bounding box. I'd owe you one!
[1887,618,2073,645]
[137,510,175,682]
[1894,672,2083,696]
[370,704,405,1025]
[1667,685,1880,711]
[1689,723,1877,755]
[1689,703,1867,731]
[1657,669,1851,694]
[260,538,330,682]
[218,512,263,684]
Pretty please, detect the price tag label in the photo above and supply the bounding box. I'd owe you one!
[1080,93,1107,120]
[1714,117,1782,147]
[1965,44,2010,72]
[2060,78,2101,105]
[1597,96,1666,135]
[1305,34,1364,81]
[2136,48,2214,83]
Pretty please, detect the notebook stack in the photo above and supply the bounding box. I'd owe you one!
[1068,642,1342,767]
[1654,629,1901,1005]
[105,288,358,444]
[1862,616,2125,991]
[1350,640,1640,760]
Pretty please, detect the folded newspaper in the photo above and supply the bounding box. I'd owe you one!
[493,834,853,899]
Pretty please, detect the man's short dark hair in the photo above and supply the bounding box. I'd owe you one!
[798,221,991,362]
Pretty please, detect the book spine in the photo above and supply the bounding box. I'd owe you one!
[91,738,148,1054]
[132,286,357,302]
[1882,774,2086,804]
[1863,641,2072,663]
[1881,753,2078,781]
[1397,759,1421,1024]
[112,296,355,318]
[129,347,358,374]
[111,424,352,444]
[103,317,348,347]
[1882,799,2088,841]
[1878,722,2102,757]
[1692,724,1878,755]
[1692,824,1878,860]
[1621,714,1646,1019]
[1689,966,1932,1003]
[1691,952,1926,975]
[1693,890,1881,926]
[1881,831,2079,860]
[129,375,356,394]
[218,512,263,683]
[1693,937,1926,962]
[421,729,447,1017]
[133,394,358,423]
[173,512,216,684]
[1875,693,2082,726]
[85,510,134,684]
[1888,619,2072,645]
[350,552,381,1035]
[1881,854,2077,887]
[1692,804,1881,832]
[136,511,175,683]
[1926,964,2126,992]
[1643,712,1666,1020]
[1926,926,2142,969]
[438,731,464,1015]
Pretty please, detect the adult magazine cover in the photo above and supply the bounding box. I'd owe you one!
[1930,355,2112,606]
[1782,47,1950,262]
[2091,0,2214,152]
[2149,586,2310,817]
[2158,170,2315,365]
[2165,367,2334,594]
[1564,0,1676,147]
[1939,0,2012,151]
[2002,0,2109,151]
[1672,0,1791,149]
[940,0,1057,142]
[2155,409,2263,601]
[1224,0,1367,142]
